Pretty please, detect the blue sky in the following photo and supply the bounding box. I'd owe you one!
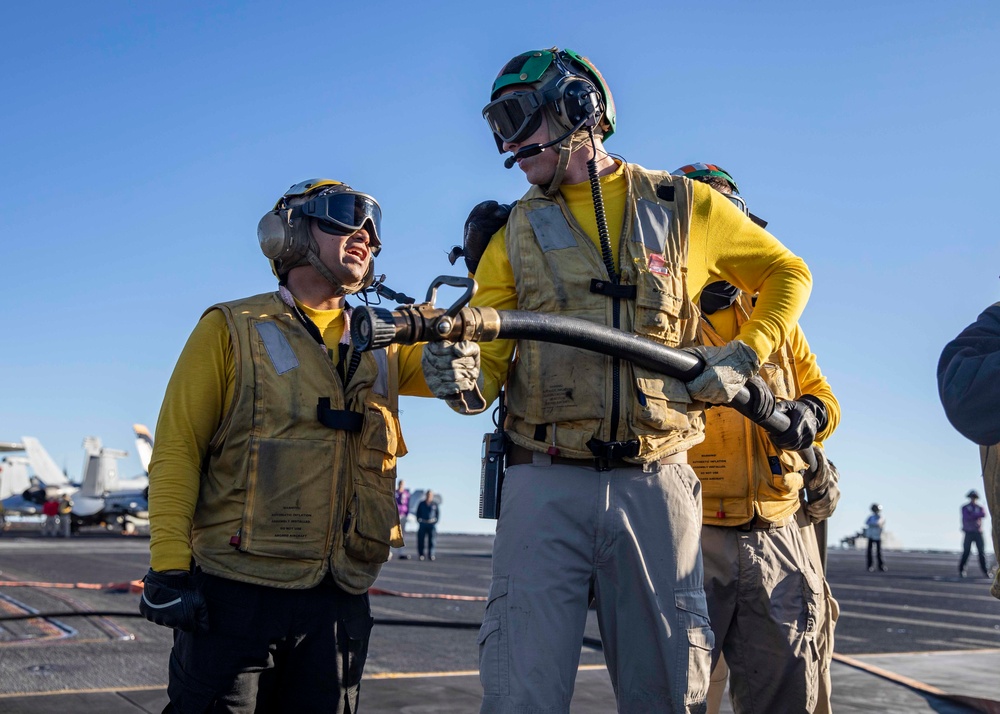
[2,1,998,549]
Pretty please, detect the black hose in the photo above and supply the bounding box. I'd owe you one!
[494,310,791,434]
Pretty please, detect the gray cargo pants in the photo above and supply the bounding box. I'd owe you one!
[479,455,712,714]
[705,510,838,714]
[702,519,826,714]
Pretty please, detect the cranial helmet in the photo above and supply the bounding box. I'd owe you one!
[672,163,740,194]
[257,179,381,295]
[673,162,757,219]
[483,47,616,153]
[871,503,882,513]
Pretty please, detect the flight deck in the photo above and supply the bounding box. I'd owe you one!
[0,529,997,713]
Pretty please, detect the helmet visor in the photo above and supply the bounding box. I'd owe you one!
[482,90,546,145]
[299,192,382,256]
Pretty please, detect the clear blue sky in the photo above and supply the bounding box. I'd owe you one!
[2,1,998,549]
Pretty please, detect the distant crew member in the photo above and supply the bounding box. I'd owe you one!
[140,178,431,712]
[394,479,411,560]
[960,490,989,578]
[938,301,1000,599]
[58,495,73,538]
[41,498,59,537]
[865,504,886,572]
[415,490,439,561]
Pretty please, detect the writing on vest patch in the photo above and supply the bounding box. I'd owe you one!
[255,322,300,375]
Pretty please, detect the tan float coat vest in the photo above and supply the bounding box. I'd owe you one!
[504,163,704,462]
[192,292,405,594]
[980,444,1000,599]
[689,294,809,525]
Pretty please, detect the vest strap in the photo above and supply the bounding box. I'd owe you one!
[317,397,363,432]
[590,279,637,299]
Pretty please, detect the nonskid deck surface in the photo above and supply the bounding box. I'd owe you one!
[0,530,997,713]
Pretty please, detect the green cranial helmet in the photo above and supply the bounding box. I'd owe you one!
[483,47,616,152]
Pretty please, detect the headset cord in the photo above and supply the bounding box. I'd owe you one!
[586,126,621,443]
[587,127,616,284]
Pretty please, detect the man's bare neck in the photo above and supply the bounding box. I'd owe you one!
[562,142,617,185]
[285,270,345,311]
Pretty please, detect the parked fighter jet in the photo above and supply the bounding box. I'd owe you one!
[1,426,153,529]
[0,436,77,516]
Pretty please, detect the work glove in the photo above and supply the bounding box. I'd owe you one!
[742,375,776,422]
[138,568,209,633]
[422,340,487,414]
[768,395,829,451]
[448,201,513,275]
[684,340,760,405]
[804,446,841,523]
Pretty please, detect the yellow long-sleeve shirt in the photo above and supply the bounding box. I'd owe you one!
[471,161,813,404]
[705,304,840,442]
[148,301,430,572]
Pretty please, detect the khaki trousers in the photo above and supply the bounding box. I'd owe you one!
[479,456,712,714]
[701,518,826,714]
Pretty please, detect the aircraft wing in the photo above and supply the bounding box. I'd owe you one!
[0,442,24,452]
[133,424,153,474]
[22,437,70,486]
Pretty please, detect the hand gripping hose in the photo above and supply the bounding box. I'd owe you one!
[350,276,797,437]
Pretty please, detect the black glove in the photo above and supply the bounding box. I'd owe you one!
[768,395,829,451]
[742,375,775,422]
[454,200,513,275]
[138,568,209,632]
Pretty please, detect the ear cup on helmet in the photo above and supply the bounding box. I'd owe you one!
[257,210,292,259]
[258,209,315,277]
[560,78,603,128]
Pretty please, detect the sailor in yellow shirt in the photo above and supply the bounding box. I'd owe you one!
[422,48,812,714]
[139,179,429,713]
[676,165,841,714]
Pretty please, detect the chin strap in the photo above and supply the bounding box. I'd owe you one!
[304,248,374,297]
[306,251,357,296]
[542,108,591,197]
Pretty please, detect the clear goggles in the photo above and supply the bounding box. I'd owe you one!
[482,89,550,145]
[726,193,749,216]
[296,191,382,256]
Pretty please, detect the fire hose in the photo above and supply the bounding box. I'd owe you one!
[352,276,830,564]
[352,275,804,445]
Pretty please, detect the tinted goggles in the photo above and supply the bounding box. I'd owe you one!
[482,90,548,145]
[298,192,382,255]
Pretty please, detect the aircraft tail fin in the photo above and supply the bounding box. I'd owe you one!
[79,437,128,497]
[22,437,70,486]
[133,424,153,474]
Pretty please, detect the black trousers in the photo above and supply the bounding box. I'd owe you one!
[867,538,883,569]
[165,571,373,713]
[417,524,436,558]
[960,531,988,574]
